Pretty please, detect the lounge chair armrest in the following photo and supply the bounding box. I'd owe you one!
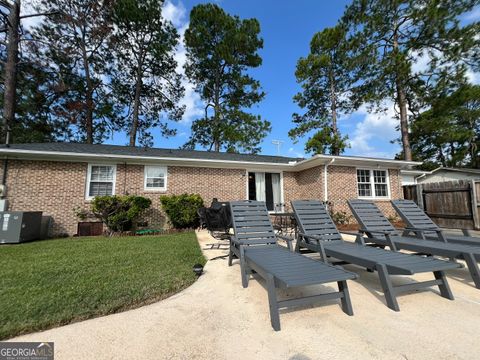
[403,226,439,233]
[358,228,394,236]
[230,236,241,246]
[401,227,447,242]
[358,228,398,251]
[298,232,324,242]
[297,232,328,263]
[276,234,294,251]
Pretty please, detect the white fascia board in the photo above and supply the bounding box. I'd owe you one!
[295,154,421,170]
[0,148,422,172]
[0,149,295,171]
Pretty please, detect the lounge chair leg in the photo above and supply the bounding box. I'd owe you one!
[228,243,233,266]
[434,271,454,300]
[266,273,280,331]
[239,246,249,288]
[463,253,480,289]
[376,263,400,311]
[337,280,354,316]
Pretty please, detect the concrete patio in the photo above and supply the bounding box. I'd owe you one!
[9,230,480,359]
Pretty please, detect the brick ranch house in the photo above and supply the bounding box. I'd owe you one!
[0,143,420,236]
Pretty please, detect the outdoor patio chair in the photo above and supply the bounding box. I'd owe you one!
[391,199,480,246]
[228,200,357,331]
[292,200,458,311]
[348,199,480,289]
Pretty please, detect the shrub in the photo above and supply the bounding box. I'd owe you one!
[330,210,352,225]
[91,195,152,234]
[160,193,204,229]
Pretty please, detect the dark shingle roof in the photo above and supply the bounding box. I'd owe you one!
[0,143,301,164]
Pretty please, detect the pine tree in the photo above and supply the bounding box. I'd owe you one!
[344,0,479,160]
[110,0,184,147]
[31,0,119,143]
[290,25,356,155]
[183,3,270,153]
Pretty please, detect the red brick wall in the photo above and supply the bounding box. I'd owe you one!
[2,160,247,236]
[1,160,403,235]
[326,165,402,221]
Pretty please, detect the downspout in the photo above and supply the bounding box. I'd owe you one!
[2,157,7,186]
[2,125,10,187]
[324,158,335,202]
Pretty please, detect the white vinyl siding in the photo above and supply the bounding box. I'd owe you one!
[86,164,116,199]
[357,168,390,199]
[144,166,167,191]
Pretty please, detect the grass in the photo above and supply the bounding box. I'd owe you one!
[0,232,206,340]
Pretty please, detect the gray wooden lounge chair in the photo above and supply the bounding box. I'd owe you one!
[292,200,458,311]
[228,200,357,331]
[348,199,480,289]
[391,199,480,246]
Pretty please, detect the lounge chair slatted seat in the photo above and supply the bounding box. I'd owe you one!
[391,199,480,246]
[292,200,458,311]
[228,200,357,331]
[348,199,480,289]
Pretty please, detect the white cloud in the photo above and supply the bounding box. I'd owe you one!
[163,0,187,28]
[466,69,480,85]
[21,0,43,30]
[463,6,480,21]
[347,101,399,158]
[163,1,204,124]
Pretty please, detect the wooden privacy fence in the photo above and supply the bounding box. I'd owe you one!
[403,179,480,230]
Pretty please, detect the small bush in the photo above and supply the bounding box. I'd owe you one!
[91,195,152,234]
[160,193,204,229]
[330,210,352,225]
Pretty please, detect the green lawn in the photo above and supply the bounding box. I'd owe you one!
[0,232,205,340]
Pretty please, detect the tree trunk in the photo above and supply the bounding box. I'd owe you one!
[393,23,412,161]
[2,0,21,144]
[396,81,412,161]
[329,70,339,156]
[130,61,144,147]
[81,41,94,144]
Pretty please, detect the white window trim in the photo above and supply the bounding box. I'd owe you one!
[356,167,391,200]
[245,169,285,213]
[85,164,117,200]
[144,165,168,192]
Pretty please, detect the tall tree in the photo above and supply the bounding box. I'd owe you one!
[290,25,356,155]
[111,0,184,147]
[343,0,479,160]
[1,0,20,144]
[410,83,480,169]
[183,3,270,153]
[31,0,118,144]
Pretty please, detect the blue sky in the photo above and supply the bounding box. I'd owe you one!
[103,0,479,159]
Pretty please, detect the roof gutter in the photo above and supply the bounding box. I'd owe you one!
[0,148,295,170]
[0,148,423,172]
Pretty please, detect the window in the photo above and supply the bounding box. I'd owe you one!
[247,172,283,212]
[356,169,389,199]
[144,166,167,191]
[86,164,116,199]
[357,169,371,197]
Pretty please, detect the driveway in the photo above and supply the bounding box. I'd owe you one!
[8,230,480,359]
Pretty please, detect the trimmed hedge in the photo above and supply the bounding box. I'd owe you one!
[160,193,204,229]
[91,195,152,233]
